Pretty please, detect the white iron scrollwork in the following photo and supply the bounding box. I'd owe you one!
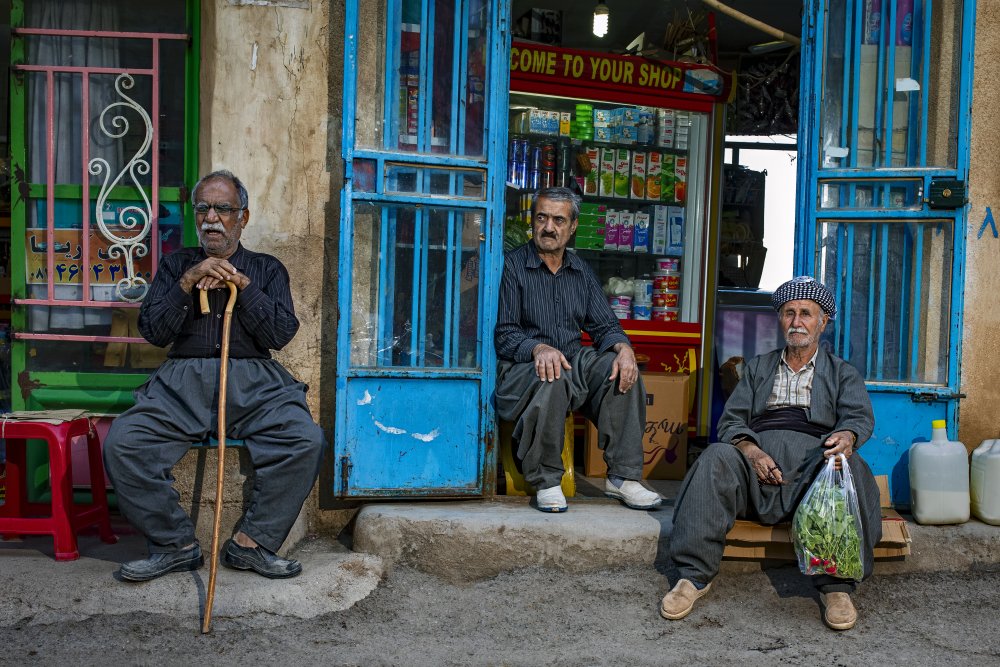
[88,73,153,302]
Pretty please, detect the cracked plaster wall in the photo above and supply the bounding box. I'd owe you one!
[961,2,1000,449]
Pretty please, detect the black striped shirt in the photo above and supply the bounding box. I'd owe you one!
[494,241,630,363]
[138,244,299,359]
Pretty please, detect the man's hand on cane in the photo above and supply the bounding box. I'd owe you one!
[179,257,250,293]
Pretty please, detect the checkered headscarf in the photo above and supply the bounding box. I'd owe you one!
[772,276,837,319]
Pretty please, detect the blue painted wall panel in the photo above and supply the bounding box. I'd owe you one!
[342,377,482,493]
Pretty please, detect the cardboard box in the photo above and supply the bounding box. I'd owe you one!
[723,475,913,561]
[584,372,690,480]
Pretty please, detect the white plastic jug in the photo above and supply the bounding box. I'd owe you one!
[971,439,1000,525]
[909,419,970,525]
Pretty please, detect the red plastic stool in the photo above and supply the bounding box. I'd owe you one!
[0,416,117,560]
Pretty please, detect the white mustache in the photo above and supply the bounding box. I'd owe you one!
[787,327,809,335]
[200,222,226,233]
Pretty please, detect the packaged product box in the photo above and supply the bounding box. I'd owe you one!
[622,107,638,124]
[584,372,690,479]
[578,201,606,216]
[528,109,548,134]
[674,156,688,203]
[630,151,647,199]
[579,202,606,216]
[651,205,669,254]
[646,152,662,201]
[575,234,606,251]
[618,210,635,251]
[594,108,613,124]
[633,210,651,253]
[599,148,616,197]
[604,210,620,250]
[620,126,637,144]
[661,154,676,201]
[559,112,572,136]
[595,126,613,143]
[613,148,631,199]
[576,213,606,231]
[583,146,601,196]
[666,206,685,256]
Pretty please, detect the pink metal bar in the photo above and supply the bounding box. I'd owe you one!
[14,28,188,41]
[15,299,138,308]
[14,65,155,75]
[45,69,55,303]
[81,71,91,306]
[14,333,146,344]
[151,38,160,273]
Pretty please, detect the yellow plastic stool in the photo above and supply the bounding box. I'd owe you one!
[499,415,575,497]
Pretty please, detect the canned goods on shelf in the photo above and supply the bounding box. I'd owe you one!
[653,271,681,291]
[655,258,680,272]
[632,304,651,320]
[652,306,679,322]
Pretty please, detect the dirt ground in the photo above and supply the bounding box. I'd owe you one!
[3,558,999,666]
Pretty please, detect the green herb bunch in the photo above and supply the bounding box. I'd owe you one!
[792,460,865,580]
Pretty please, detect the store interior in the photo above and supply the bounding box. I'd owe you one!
[502,1,804,495]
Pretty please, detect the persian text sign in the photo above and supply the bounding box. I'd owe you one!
[510,42,735,110]
[24,227,171,287]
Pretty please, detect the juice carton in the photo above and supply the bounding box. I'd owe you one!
[559,112,572,136]
[651,205,669,255]
[599,147,616,197]
[604,210,621,250]
[633,210,651,253]
[618,210,635,251]
[646,152,662,201]
[674,156,688,203]
[613,148,631,199]
[661,154,676,201]
[630,151,647,199]
[583,146,601,196]
[666,206,685,255]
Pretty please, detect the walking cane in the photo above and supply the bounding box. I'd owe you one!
[200,280,238,634]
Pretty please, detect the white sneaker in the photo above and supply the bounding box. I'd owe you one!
[535,485,568,512]
[604,479,662,509]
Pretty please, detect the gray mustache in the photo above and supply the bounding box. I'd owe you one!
[200,222,226,233]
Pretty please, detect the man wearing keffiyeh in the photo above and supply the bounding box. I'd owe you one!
[660,276,882,631]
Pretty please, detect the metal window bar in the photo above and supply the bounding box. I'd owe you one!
[12,28,187,346]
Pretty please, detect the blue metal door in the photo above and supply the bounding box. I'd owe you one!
[797,0,976,503]
[335,0,510,496]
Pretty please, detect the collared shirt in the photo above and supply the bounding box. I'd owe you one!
[494,241,630,363]
[766,348,818,408]
[138,244,299,359]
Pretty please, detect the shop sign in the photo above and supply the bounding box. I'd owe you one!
[25,227,161,286]
[510,41,735,110]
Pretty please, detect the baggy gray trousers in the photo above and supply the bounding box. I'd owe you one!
[103,357,326,554]
[495,346,645,490]
[669,434,882,594]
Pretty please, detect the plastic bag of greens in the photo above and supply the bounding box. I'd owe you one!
[791,453,865,580]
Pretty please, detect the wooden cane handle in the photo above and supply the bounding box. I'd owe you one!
[199,281,238,316]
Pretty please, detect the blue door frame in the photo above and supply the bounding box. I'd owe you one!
[335,0,511,497]
[796,0,977,504]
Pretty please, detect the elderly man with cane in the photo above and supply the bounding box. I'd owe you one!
[660,276,882,631]
[103,169,325,584]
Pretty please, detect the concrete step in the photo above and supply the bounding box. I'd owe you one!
[352,496,1000,582]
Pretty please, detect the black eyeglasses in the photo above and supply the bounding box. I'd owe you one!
[194,202,243,217]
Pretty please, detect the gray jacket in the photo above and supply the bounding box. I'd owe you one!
[717,347,875,448]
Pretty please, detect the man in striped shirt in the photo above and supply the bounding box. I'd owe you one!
[661,276,881,631]
[104,170,325,583]
[494,187,661,513]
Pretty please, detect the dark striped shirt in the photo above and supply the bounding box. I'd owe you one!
[138,244,299,359]
[494,241,630,363]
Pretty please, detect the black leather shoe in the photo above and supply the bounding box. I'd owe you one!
[222,538,302,579]
[118,544,203,582]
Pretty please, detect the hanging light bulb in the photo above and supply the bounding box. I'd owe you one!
[593,0,610,38]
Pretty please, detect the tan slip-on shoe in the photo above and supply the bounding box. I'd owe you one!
[660,579,712,620]
[820,592,857,630]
